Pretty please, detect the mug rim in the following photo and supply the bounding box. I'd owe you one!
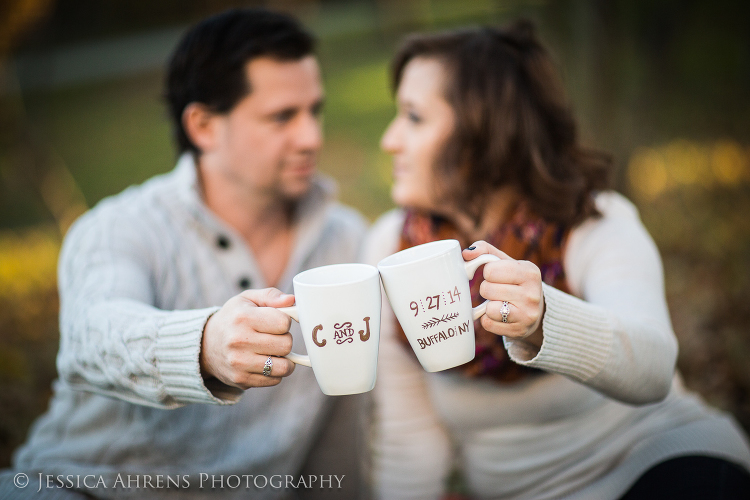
[377,239,459,270]
[293,263,379,288]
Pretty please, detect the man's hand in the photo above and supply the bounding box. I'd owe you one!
[200,288,297,389]
[463,241,546,349]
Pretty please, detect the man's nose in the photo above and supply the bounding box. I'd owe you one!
[294,112,323,151]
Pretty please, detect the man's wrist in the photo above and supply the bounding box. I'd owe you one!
[199,310,218,380]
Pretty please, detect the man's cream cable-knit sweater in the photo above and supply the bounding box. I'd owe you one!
[11,155,367,499]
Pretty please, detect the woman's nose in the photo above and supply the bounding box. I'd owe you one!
[380,118,401,153]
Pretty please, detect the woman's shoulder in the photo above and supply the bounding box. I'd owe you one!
[360,209,405,266]
[592,190,640,221]
[569,191,645,241]
[564,191,660,296]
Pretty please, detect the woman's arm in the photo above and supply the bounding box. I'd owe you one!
[472,193,677,404]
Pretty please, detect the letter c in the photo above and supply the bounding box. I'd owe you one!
[312,325,326,347]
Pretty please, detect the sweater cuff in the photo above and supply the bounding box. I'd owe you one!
[155,307,243,405]
[503,284,613,382]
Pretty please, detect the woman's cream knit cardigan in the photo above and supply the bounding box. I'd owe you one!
[363,192,750,500]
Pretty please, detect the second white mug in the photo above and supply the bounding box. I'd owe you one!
[377,239,499,372]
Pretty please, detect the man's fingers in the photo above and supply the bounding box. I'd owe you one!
[240,287,295,308]
[252,354,296,378]
[242,374,283,388]
[225,328,293,357]
[229,372,284,389]
[223,352,296,389]
[236,306,293,335]
[462,240,514,261]
[254,332,294,356]
[204,289,301,388]
[225,336,294,373]
[235,288,296,334]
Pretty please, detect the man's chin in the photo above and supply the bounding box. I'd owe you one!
[280,178,314,201]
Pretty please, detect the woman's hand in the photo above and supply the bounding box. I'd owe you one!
[462,241,545,348]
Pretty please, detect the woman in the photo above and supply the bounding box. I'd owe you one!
[363,20,750,499]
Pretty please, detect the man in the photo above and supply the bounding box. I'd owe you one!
[3,8,367,499]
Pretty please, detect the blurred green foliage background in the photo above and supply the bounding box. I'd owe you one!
[1,0,749,468]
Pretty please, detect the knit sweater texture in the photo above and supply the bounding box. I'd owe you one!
[362,192,750,500]
[12,155,368,499]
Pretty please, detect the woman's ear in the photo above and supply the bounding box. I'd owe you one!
[182,103,220,154]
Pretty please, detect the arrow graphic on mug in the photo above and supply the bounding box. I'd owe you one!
[422,312,460,329]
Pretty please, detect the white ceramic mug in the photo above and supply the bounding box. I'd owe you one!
[278,263,381,395]
[377,239,499,372]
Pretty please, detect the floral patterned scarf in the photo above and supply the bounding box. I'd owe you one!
[396,202,571,382]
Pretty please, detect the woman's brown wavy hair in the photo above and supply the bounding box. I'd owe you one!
[391,20,612,226]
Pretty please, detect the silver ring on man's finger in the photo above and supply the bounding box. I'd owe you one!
[263,356,273,377]
[500,301,510,323]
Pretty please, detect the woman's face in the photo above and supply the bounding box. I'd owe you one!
[381,57,455,211]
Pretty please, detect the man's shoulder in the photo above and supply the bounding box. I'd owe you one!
[63,169,181,250]
[79,168,180,221]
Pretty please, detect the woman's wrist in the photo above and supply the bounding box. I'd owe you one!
[522,325,544,350]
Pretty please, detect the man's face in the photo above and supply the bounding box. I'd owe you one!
[203,55,324,200]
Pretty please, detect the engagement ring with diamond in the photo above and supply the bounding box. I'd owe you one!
[500,301,510,323]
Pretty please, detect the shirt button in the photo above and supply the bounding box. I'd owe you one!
[238,277,252,289]
[216,235,231,249]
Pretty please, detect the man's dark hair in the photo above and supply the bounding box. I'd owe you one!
[165,8,315,155]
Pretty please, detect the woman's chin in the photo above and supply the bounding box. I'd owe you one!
[391,187,418,209]
[391,188,436,212]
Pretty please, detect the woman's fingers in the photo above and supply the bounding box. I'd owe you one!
[479,282,521,302]
[482,260,531,285]
[462,240,514,261]
[480,281,541,308]
[462,241,545,340]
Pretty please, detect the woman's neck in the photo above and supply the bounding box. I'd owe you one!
[444,186,521,243]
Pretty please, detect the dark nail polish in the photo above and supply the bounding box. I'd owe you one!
[467,246,476,251]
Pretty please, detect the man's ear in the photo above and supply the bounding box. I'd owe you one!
[182,103,220,154]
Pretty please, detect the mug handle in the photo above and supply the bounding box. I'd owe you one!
[463,253,501,320]
[277,306,312,368]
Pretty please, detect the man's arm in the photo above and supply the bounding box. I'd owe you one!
[56,207,294,409]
